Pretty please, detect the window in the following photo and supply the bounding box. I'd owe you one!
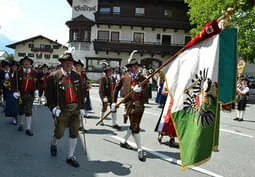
[45,45,51,49]
[98,31,109,41]
[111,31,119,42]
[87,58,121,72]
[53,54,59,59]
[18,53,26,57]
[162,35,172,46]
[164,9,172,17]
[28,53,34,57]
[185,36,192,44]
[99,7,111,14]
[40,44,45,49]
[44,54,51,59]
[53,45,60,49]
[133,32,144,43]
[113,6,120,15]
[135,7,144,16]
[72,30,79,41]
[28,44,34,48]
[36,53,42,59]
[84,30,90,41]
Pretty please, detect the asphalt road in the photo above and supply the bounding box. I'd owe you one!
[0,87,255,177]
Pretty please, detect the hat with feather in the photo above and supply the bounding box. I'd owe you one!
[126,50,139,67]
[58,47,75,62]
[74,59,84,67]
[101,61,112,72]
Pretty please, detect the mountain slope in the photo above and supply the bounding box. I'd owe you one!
[0,34,15,54]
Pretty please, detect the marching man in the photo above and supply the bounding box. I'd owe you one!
[74,59,89,132]
[12,56,39,136]
[112,51,148,161]
[46,52,85,168]
[99,62,120,130]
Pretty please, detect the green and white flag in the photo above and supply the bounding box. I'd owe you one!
[164,20,237,169]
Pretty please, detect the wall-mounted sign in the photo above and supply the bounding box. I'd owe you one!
[74,5,96,12]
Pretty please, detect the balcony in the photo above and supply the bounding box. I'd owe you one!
[93,40,183,56]
[31,47,53,53]
[95,13,190,31]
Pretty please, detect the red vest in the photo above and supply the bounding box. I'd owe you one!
[22,72,34,92]
[64,75,77,104]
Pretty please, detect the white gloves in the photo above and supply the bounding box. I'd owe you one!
[13,92,20,99]
[4,73,9,80]
[103,97,108,103]
[111,103,117,112]
[80,109,85,118]
[133,85,142,93]
[52,107,61,117]
[34,89,39,97]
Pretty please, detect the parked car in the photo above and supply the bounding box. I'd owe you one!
[248,79,255,104]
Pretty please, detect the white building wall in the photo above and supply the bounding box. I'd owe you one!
[13,38,67,66]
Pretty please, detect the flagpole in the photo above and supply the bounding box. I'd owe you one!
[96,4,237,126]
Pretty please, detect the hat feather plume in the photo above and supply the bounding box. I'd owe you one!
[65,46,75,55]
[100,61,109,67]
[128,50,138,63]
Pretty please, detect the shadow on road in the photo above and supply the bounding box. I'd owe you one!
[84,160,131,176]
[86,128,117,135]
[146,150,180,161]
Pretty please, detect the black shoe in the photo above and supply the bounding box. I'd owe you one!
[50,144,57,157]
[169,138,179,148]
[238,118,244,121]
[99,122,104,126]
[79,127,86,132]
[157,134,163,144]
[138,150,146,162]
[18,125,24,131]
[66,156,80,168]
[25,130,34,136]
[120,142,133,150]
[233,117,239,121]
[112,124,121,130]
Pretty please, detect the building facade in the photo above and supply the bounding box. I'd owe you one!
[6,35,68,67]
[66,0,191,80]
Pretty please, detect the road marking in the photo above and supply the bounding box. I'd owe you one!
[111,135,223,177]
[220,128,254,138]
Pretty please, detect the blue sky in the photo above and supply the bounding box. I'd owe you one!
[0,0,71,45]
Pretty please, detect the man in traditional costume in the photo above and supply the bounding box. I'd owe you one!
[74,59,89,132]
[112,50,148,162]
[38,63,49,105]
[46,52,85,168]
[234,78,250,121]
[12,56,39,136]
[99,62,120,129]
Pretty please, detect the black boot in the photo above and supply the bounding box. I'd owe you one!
[66,156,80,168]
[112,124,121,130]
[50,144,57,157]
[25,129,34,136]
[138,150,146,162]
[120,142,133,150]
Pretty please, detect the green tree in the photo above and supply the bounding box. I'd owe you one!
[5,54,14,61]
[184,0,255,63]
